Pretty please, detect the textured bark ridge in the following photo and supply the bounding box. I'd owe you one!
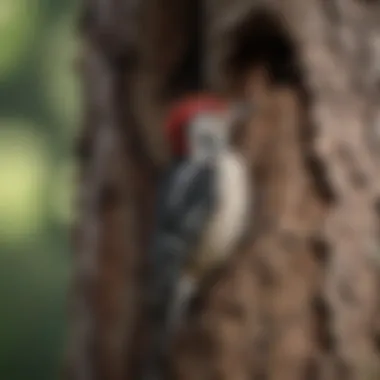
[64,1,380,380]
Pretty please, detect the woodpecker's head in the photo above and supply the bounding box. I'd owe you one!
[164,94,234,163]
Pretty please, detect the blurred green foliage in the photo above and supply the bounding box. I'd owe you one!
[0,0,79,378]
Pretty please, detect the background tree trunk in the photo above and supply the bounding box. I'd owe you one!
[64,1,380,379]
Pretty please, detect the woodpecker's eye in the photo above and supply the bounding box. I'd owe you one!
[188,113,228,161]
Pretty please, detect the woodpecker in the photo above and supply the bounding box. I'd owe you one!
[143,94,250,380]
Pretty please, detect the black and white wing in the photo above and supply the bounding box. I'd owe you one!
[143,160,215,380]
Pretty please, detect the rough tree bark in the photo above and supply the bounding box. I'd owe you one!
[64,1,380,380]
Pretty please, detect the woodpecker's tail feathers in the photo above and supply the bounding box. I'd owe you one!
[168,274,198,337]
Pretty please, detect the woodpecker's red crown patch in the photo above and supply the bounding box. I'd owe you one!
[164,94,228,156]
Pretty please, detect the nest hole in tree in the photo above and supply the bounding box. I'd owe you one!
[224,9,304,92]
[224,9,339,207]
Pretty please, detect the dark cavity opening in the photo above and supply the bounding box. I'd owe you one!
[225,9,303,90]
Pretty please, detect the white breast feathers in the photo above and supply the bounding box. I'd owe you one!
[197,150,250,270]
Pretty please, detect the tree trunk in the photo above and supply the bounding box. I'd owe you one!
[64,1,380,379]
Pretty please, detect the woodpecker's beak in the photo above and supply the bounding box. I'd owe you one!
[225,101,253,147]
